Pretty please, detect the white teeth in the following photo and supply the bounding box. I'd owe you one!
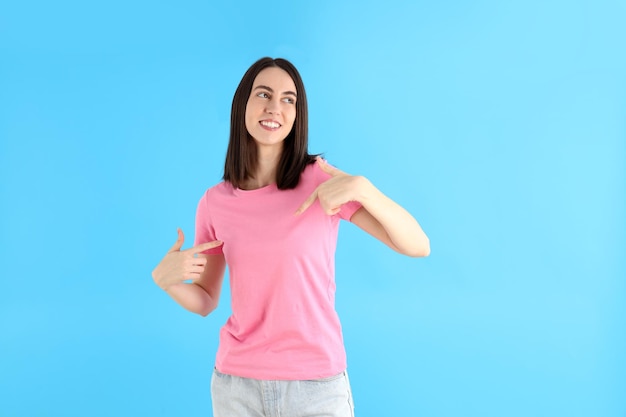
[261,121,280,128]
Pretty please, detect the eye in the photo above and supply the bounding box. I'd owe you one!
[256,92,270,99]
[282,97,296,104]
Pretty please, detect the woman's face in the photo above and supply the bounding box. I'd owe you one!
[245,67,297,150]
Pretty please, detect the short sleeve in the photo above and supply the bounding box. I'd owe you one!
[194,190,224,255]
[338,200,362,221]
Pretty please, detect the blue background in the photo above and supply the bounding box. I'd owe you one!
[1,1,624,416]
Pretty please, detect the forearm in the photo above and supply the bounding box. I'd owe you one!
[356,176,430,257]
[162,283,217,317]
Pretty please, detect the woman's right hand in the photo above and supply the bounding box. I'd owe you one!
[152,228,223,291]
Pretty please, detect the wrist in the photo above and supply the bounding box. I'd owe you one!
[155,276,173,292]
[354,175,376,204]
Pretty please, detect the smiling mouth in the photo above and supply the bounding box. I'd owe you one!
[260,120,281,129]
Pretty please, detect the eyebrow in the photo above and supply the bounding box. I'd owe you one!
[253,85,297,97]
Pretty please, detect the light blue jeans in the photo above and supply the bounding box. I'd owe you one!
[211,369,355,417]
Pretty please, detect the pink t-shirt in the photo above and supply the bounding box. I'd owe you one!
[194,161,361,380]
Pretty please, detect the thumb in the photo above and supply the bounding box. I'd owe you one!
[168,228,184,252]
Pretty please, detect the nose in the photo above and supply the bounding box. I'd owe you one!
[265,98,280,114]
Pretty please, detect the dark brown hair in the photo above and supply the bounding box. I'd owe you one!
[223,57,317,190]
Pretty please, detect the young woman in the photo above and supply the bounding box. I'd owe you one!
[152,57,430,417]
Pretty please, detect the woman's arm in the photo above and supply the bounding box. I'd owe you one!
[152,229,226,316]
[296,158,430,257]
[162,254,226,316]
[348,182,430,257]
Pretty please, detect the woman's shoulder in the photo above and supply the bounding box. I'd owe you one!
[199,181,234,201]
[299,158,327,187]
[308,157,339,182]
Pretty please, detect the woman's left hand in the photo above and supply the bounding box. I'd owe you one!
[295,157,368,216]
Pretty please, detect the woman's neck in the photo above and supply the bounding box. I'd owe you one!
[244,146,282,190]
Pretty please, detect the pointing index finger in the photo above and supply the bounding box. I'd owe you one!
[295,189,318,216]
[316,157,346,177]
[189,240,224,254]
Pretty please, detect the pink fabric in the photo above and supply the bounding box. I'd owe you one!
[194,162,361,380]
